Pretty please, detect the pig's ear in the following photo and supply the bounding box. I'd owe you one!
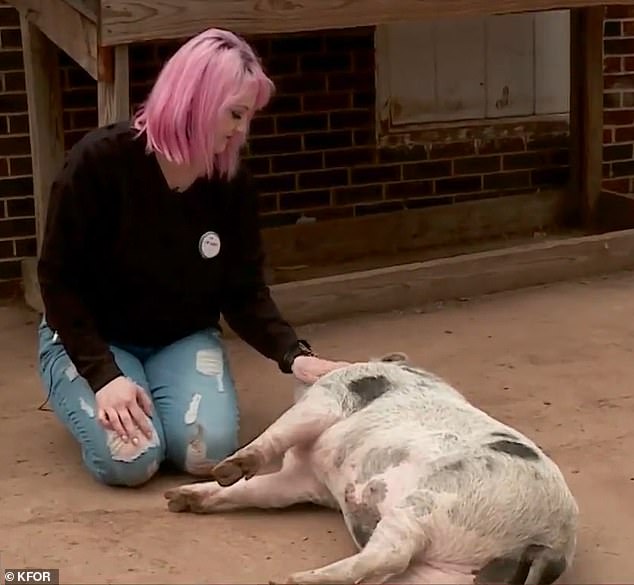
[378,352,409,363]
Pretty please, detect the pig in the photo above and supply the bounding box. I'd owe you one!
[164,352,579,585]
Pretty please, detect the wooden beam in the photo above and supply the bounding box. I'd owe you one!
[269,228,634,327]
[8,0,98,79]
[100,0,621,44]
[97,45,130,125]
[19,13,64,253]
[64,0,98,22]
[569,6,605,229]
[262,190,567,278]
[19,12,65,313]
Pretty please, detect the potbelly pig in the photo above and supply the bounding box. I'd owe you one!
[164,352,579,585]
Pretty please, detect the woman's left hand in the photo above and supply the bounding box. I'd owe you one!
[291,355,350,385]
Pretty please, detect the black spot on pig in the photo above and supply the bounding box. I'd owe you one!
[348,375,391,406]
[487,439,540,461]
[356,446,409,482]
[473,544,567,584]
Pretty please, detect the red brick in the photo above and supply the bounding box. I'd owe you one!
[378,145,428,163]
[624,21,634,37]
[384,180,433,199]
[603,178,631,192]
[255,173,296,194]
[0,240,13,259]
[249,134,302,155]
[531,167,569,186]
[0,158,7,177]
[604,143,634,161]
[325,147,375,167]
[436,176,482,194]
[8,114,28,134]
[14,236,35,257]
[604,20,622,37]
[402,160,452,180]
[604,91,622,109]
[0,176,32,196]
[270,152,323,173]
[0,217,34,238]
[350,164,400,184]
[9,156,31,176]
[327,71,373,91]
[604,110,634,126]
[604,128,614,143]
[304,130,353,151]
[428,141,476,159]
[483,171,531,190]
[478,137,525,154]
[275,113,328,134]
[615,127,634,142]
[604,56,622,74]
[624,57,634,72]
[267,55,298,76]
[302,92,351,112]
[604,73,634,90]
[605,38,634,55]
[329,109,372,130]
[279,189,331,210]
[612,160,634,177]
[297,168,348,189]
[453,155,500,174]
[300,53,351,73]
[0,29,21,49]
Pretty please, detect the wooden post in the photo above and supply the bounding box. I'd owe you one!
[97,44,130,125]
[19,12,65,312]
[569,6,605,229]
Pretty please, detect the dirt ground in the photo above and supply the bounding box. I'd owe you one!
[1,270,634,584]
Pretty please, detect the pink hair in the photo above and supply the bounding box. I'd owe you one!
[132,28,274,180]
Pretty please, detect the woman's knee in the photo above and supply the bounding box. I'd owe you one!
[83,434,165,487]
[165,417,239,474]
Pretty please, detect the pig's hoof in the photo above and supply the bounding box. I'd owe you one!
[164,487,207,513]
[212,452,260,486]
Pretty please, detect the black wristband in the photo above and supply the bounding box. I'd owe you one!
[279,339,315,374]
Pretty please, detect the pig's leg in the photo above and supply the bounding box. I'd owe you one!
[165,447,336,513]
[280,511,422,585]
[212,385,345,486]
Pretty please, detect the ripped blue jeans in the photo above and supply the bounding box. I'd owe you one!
[37,317,240,487]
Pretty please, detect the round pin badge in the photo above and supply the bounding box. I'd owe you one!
[199,231,221,259]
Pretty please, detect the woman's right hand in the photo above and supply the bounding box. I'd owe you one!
[95,376,154,444]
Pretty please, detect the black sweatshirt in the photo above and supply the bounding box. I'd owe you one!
[37,121,301,393]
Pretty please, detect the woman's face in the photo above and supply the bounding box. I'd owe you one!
[214,83,258,153]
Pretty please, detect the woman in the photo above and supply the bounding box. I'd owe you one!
[36,28,347,487]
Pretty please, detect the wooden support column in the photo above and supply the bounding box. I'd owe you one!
[97,44,130,125]
[569,6,605,229]
[19,12,65,312]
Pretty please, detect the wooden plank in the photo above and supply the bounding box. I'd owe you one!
[269,228,634,327]
[262,189,567,270]
[64,0,98,21]
[534,9,570,114]
[100,0,617,44]
[569,6,605,228]
[8,0,98,79]
[19,13,65,252]
[485,14,534,118]
[97,44,130,125]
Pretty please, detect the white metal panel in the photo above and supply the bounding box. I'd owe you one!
[375,10,570,127]
[534,9,570,114]
[485,13,535,118]
[435,18,487,121]
[380,20,436,125]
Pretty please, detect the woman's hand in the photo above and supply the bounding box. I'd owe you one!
[291,355,350,385]
[95,376,154,444]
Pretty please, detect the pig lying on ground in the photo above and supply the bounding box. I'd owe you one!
[164,352,579,585]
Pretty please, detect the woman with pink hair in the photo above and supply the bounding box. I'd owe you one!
[36,28,347,487]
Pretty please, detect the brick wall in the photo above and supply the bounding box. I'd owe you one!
[0,3,620,297]
[603,5,634,194]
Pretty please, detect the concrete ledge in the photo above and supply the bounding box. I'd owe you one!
[270,228,634,326]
